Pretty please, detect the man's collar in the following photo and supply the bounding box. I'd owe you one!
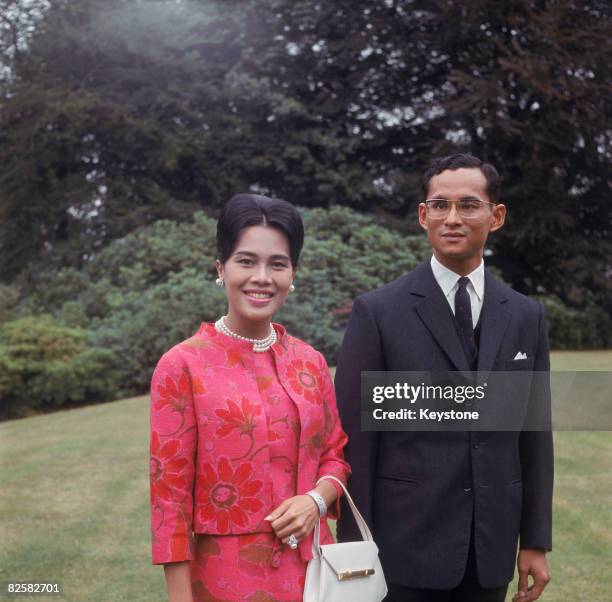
[430,254,485,301]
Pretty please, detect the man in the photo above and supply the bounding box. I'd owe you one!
[335,154,553,602]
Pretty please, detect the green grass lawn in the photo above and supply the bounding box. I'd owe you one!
[1,351,610,601]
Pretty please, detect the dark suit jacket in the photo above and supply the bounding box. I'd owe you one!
[335,261,553,589]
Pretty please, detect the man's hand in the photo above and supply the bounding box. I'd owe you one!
[513,549,551,601]
[265,495,320,546]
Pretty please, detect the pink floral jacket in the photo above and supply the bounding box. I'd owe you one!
[149,322,351,565]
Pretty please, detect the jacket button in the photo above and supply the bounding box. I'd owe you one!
[463,487,472,493]
[472,443,479,449]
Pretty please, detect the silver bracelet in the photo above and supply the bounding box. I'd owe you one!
[306,489,328,517]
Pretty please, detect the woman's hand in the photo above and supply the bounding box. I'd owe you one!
[265,495,320,546]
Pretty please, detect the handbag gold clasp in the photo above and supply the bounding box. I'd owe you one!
[337,568,375,581]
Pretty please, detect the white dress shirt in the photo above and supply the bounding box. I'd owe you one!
[430,255,485,328]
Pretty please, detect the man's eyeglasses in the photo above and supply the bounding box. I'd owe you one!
[424,198,495,219]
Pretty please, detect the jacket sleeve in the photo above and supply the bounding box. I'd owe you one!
[315,351,352,520]
[334,296,384,542]
[149,350,198,564]
[519,302,554,550]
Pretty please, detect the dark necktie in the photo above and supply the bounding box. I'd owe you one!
[455,277,476,359]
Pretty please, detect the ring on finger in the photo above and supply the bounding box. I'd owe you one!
[287,534,299,549]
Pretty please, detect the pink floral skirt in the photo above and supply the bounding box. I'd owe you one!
[190,532,306,602]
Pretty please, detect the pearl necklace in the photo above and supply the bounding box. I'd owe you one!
[214,317,277,352]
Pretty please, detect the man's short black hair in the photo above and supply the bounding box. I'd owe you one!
[422,154,501,203]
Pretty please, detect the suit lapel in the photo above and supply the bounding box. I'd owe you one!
[412,262,472,372]
[477,271,511,372]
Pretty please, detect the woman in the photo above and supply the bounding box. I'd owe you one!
[149,194,351,602]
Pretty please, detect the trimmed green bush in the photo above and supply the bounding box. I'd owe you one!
[276,207,431,357]
[0,316,117,418]
[12,208,431,397]
[4,207,610,416]
[90,267,227,394]
[538,295,612,350]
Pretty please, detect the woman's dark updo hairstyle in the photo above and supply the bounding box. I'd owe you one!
[216,194,304,268]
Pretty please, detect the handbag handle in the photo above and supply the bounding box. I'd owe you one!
[311,475,374,557]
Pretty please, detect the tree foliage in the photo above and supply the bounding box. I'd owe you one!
[1,0,610,325]
[0,0,276,275]
[267,0,612,311]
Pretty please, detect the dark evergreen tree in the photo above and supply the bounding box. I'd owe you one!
[267,0,612,311]
[1,0,610,317]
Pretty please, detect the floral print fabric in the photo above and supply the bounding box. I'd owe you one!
[189,350,305,600]
[149,322,350,570]
[191,533,304,601]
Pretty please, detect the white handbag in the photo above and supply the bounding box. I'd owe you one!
[303,476,388,602]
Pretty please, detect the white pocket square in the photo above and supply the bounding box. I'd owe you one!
[513,351,528,360]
